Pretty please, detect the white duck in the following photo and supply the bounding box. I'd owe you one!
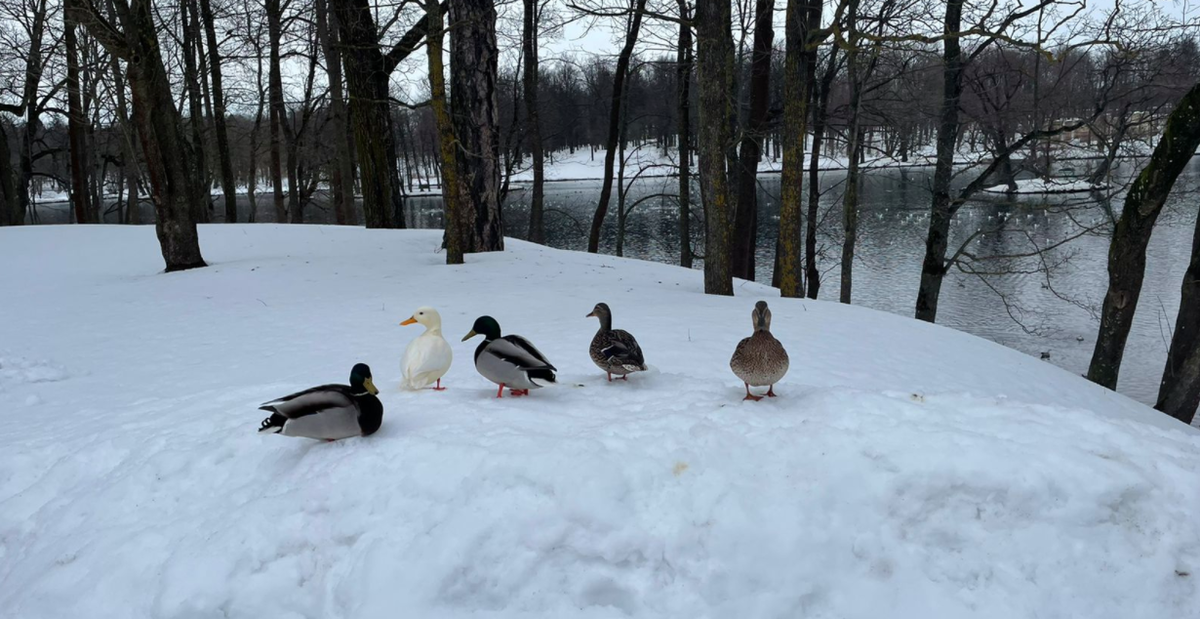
[399,306,453,390]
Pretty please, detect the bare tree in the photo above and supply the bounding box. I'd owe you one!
[65,9,90,223]
[426,0,465,263]
[729,0,772,282]
[66,0,207,270]
[198,0,237,223]
[451,0,504,251]
[676,0,694,269]
[1088,81,1200,391]
[587,0,648,254]
[523,0,545,243]
[695,0,733,295]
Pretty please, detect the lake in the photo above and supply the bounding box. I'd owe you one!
[29,157,1199,409]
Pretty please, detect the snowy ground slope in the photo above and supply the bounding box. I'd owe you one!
[1,225,1198,618]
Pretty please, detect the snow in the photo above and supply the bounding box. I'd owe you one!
[1,224,1199,618]
[982,178,1110,195]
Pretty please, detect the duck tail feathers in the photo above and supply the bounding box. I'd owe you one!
[258,413,286,434]
[526,367,557,386]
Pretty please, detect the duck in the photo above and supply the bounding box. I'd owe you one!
[462,316,556,397]
[586,302,647,381]
[730,301,789,401]
[399,306,453,390]
[258,363,383,439]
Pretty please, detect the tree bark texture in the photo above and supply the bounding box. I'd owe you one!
[332,0,406,228]
[1157,203,1200,425]
[777,0,820,297]
[914,0,964,322]
[1088,81,1200,390]
[198,0,237,223]
[522,0,544,244]
[695,0,734,295]
[730,0,773,282]
[450,0,503,252]
[67,0,207,271]
[65,14,91,224]
[677,0,693,269]
[427,0,465,263]
[587,0,647,254]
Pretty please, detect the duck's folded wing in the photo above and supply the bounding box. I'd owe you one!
[260,385,355,418]
[406,338,451,376]
[605,330,645,365]
[491,335,557,371]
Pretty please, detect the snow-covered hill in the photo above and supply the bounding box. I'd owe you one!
[1,225,1197,618]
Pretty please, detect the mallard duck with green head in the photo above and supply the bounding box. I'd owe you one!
[586,302,647,381]
[730,301,789,401]
[462,316,557,397]
[257,363,384,439]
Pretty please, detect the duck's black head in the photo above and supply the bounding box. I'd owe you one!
[462,315,502,342]
[349,363,379,395]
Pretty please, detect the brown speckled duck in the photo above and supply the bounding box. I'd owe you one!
[587,302,647,381]
[730,301,789,401]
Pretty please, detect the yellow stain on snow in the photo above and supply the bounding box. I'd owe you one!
[673,462,689,476]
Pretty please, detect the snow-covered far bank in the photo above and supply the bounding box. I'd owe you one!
[982,178,1111,194]
[27,139,1162,206]
[1,225,1198,618]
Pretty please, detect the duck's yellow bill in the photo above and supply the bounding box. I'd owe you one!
[364,377,379,395]
[585,311,595,318]
[461,329,478,342]
[400,317,417,326]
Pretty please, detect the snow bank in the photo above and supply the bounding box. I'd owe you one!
[982,178,1110,195]
[1,225,1197,618]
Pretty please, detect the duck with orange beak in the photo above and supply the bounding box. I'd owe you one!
[399,306,453,390]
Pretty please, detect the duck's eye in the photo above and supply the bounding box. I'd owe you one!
[419,312,424,315]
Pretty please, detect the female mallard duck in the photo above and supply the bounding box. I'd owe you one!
[462,316,556,397]
[257,363,383,439]
[399,306,453,391]
[730,301,789,401]
[586,302,646,381]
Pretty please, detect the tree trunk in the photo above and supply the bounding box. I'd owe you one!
[730,0,773,282]
[450,0,503,252]
[15,1,49,227]
[426,0,465,263]
[65,14,91,224]
[914,0,964,322]
[695,0,734,295]
[110,49,140,224]
[806,43,834,299]
[67,0,207,271]
[332,0,407,229]
[316,0,357,225]
[777,0,820,296]
[182,0,210,223]
[266,0,286,222]
[677,0,693,269]
[198,0,237,223]
[1157,205,1200,425]
[587,0,648,254]
[840,8,864,304]
[1087,81,1200,389]
[522,0,544,244]
[0,123,18,226]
